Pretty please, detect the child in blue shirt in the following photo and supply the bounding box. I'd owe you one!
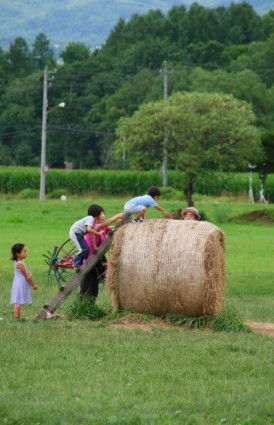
[124,186,169,222]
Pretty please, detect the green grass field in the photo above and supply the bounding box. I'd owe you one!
[0,196,273,425]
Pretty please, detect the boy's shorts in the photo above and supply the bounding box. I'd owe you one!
[124,202,145,217]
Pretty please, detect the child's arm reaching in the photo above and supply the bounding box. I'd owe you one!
[96,212,125,229]
[16,261,38,290]
[86,225,104,237]
[155,205,169,215]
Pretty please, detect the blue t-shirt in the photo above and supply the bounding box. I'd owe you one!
[126,194,157,208]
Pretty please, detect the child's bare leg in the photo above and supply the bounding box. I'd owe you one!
[14,304,21,319]
[134,208,147,220]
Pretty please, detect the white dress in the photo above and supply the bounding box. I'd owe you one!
[10,261,32,304]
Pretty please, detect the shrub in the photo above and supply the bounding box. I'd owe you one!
[159,186,182,200]
[47,189,68,199]
[17,188,39,199]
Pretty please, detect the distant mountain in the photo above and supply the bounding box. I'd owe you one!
[1,0,273,52]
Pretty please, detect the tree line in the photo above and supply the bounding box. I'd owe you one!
[0,1,274,182]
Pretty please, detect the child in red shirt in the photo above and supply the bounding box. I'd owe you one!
[80,205,122,301]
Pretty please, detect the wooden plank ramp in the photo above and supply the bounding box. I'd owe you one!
[36,235,113,320]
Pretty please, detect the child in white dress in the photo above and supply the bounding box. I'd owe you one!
[10,243,38,319]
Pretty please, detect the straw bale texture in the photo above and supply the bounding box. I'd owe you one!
[106,219,225,316]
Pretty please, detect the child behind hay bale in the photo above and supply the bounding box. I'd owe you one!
[181,207,201,221]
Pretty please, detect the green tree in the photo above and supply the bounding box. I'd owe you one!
[185,40,226,69]
[60,42,91,64]
[226,2,264,44]
[0,142,12,165]
[15,143,32,166]
[188,67,273,128]
[0,103,36,160]
[229,33,274,88]
[0,72,42,164]
[32,33,56,70]
[164,4,188,47]
[258,129,274,183]
[261,10,274,38]
[5,37,34,78]
[184,3,219,44]
[114,92,262,205]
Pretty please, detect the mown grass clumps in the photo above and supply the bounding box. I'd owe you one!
[164,308,252,333]
[211,309,252,333]
[66,296,252,333]
[66,295,107,321]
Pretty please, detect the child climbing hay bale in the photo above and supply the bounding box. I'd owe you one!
[106,219,225,316]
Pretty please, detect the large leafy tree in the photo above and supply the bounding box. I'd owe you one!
[114,92,262,205]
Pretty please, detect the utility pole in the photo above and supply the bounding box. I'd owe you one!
[40,68,64,200]
[40,66,48,200]
[160,61,173,186]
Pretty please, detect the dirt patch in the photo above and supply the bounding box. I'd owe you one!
[229,210,274,224]
[246,321,274,337]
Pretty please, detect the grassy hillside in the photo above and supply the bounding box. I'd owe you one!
[0,0,273,51]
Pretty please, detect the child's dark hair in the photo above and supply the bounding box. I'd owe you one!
[11,243,25,261]
[87,204,104,218]
[148,186,161,198]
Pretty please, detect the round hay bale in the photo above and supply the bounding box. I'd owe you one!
[106,219,225,316]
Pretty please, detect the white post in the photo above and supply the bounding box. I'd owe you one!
[248,164,256,204]
[259,183,268,204]
[248,170,254,204]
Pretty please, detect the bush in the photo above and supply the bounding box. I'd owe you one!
[17,188,39,199]
[47,189,68,199]
[159,186,182,200]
